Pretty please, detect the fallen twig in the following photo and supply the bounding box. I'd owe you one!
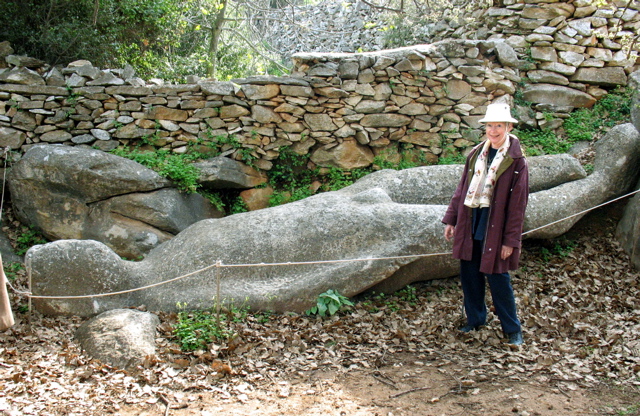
[373,374,397,389]
[389,386,431,398]
[372,370,397,389]
[158,393,171,416]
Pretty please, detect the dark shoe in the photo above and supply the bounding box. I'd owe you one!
[507,331,524,346]
[459,324,482,333]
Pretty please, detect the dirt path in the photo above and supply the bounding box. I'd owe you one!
[115,354,637,416]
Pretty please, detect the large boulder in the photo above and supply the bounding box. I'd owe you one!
[29,189,455,316]
[617,178,640,270]
[75,309,159,369]
[193,156,267,189]
[522,84,596,108]
[26,124,640,316]
[8,145,223,259]
[525,124,640,239]
[344,153,586,206]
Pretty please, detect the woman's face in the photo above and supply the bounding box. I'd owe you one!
[485,122,512,149]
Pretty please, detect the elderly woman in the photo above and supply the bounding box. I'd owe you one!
[442,103,528,346]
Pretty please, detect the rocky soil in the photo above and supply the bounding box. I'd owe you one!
[1,204,639,416]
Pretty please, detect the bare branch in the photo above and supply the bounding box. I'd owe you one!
[222,27,290,72]
[359,0,403,13]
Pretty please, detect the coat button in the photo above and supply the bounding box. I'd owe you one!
[488,248,492,251]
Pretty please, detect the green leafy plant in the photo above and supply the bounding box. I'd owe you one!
[266,147,319,207]
[15,227,47,256]
[553,237,576,258]
[539,237,576,262]
[199,190,225,212]
[156,154,201,193]
[396,285,418,305]
[253,310,274,324]
[322,167,370,192]
[210,133,242,149]
[268,147,313,188]
[174,308,229,351]
[3,262,24,281]
[516,128,568,156]
[66,91,81,106]
[513,88,532,108]
[173,300,248,352]
[111,147,201,193]
[237,147,258,167]
[584,164,594,175]
[306,289,354,317]
[229,196,249,214]
[564,86,632,143]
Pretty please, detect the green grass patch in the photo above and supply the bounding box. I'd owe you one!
[438,153,466,165]
[173,301,249,351]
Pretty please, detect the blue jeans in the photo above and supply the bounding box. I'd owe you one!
[460,240,521,335]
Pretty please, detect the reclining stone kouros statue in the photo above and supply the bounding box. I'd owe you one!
[26,123,640,316]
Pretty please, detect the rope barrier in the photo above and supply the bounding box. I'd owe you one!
[0,147,9,224]
[522,188,640,236]
[4,182,640,301]
[15,251,454,300]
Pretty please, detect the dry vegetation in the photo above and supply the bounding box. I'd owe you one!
[1,204,639,416]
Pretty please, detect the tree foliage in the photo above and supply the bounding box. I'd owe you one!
[0,0,181,73]
[0,0,297,81]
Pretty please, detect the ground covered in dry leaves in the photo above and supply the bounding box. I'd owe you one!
[1,206,639,416]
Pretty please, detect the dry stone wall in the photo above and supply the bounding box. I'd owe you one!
[0,0,638,174]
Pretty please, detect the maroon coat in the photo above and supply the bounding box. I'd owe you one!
[442,137,529,274]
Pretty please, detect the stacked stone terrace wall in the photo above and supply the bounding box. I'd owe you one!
[0,0,638,173]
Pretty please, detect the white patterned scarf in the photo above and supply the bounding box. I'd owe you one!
[463,135,511,208]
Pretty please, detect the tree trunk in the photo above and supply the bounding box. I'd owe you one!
[207,0,228,79]
[93,0,100,26]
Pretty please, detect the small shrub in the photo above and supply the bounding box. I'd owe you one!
[156,155,200,193]
[173,301,249,351]
[111,147,201,193]
[306,289,354,317]
[174,308,230,351]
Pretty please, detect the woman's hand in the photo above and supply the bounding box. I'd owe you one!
[444,224,455,242]
[501,245,513,260]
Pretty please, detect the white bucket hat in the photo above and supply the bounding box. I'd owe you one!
[479,103,518,124]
